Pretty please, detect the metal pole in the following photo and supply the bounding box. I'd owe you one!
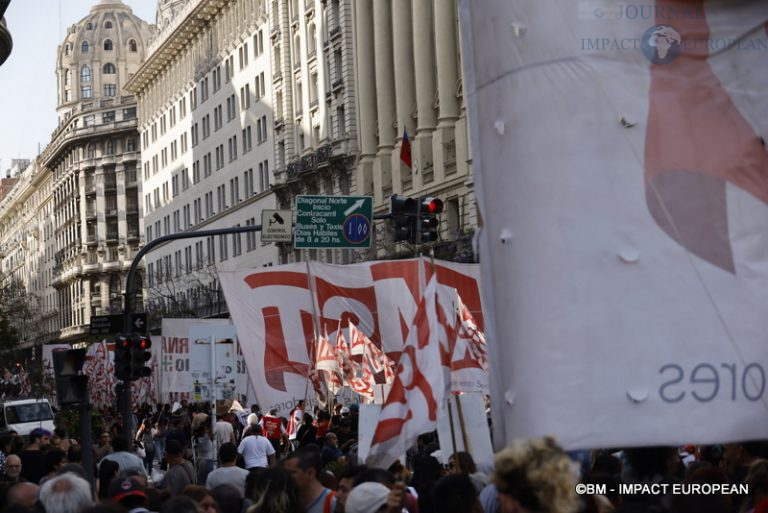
[121,225,263,439]
[79,403,94,487]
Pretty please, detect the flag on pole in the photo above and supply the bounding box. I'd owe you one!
[315,329,343,394]
[19,366,31,396]
[400,129,412,169]
[338,322,374,399]
[456,296,488,373]
[367,277,448,468]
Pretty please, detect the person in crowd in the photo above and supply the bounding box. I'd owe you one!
[431,474,483,513]
[238,424,275,470]
[212,484,246,513]
[335,465,367,513]
[619,446,680,512]
[154,418,169,465]
[288,400,306,448]
[448,452,489,494]
[67,444,82,465]
[260,408,288,458]
[284,446,337,513]
[160,496,201,513]
[38,448,67,485]
[4,482,39,512]
[297,413,318,448]
[492,437,580,513]
[0,435,12,472]
[94,431,113,464]
[215,413,236,449]
[723,441,764,484]
[38,472,94,513]
[740,459,768,513]
[166,418,189,450]
[108,476,151,513]
[316,411,331,441]
[345,481,405,513]
[19,428,50,484]
[668,465,734,513]
[247,466,304,513]
[100,435,147,477]
[0,454,25,484]
[136,417,157,474]
[164,439,196,495]
[590,453,622,477]
[206,442,248,496]
[181,484,219,513]
[194,423,214,485]
[98,459,121,500]
[352,468,418,513]
[411,455,443,513]
[320,433,343,467]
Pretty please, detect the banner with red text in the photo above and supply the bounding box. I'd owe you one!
[158,318,249,404]
[460,0,768,449]
[219,258,483,416]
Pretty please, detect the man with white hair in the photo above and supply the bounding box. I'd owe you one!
[38,473,93,513]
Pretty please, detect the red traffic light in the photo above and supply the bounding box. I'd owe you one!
[136,337,151,350]
[423,197,443,214]
[116,336,131,350]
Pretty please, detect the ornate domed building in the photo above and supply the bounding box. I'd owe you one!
[40,0,155,341]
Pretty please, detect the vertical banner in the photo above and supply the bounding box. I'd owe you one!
[459,0,768,449]
[219,259,483,417]
[436,393,494,471]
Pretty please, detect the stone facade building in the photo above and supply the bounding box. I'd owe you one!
[38,0,154,341]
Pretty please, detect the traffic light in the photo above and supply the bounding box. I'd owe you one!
[52,349,89,406]
[114,335,132,381]
[390,194,416,242]
[389,194,443,244]
[130,334,152,380]
[418,196,443,243]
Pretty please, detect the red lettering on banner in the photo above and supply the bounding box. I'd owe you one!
[370,260,421,302]
[163,337,189,354]
[263,306,310,391]
[245,271,310,290]
[315,278,382,346]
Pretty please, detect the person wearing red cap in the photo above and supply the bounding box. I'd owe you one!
[108,476,150,513]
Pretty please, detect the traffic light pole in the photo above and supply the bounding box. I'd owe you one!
[121,224,263,439]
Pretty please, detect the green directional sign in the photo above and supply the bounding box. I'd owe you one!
[294,195,373,249]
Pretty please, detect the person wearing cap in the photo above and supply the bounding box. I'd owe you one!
[164,439,196,495]
[19,428,50,484]
[109,476,151,513]
[344,482,405,513]
[284,446,337,513]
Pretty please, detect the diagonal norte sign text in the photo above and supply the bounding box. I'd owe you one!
[294,195,373,249]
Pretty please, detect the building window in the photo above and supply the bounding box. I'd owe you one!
[81,65,91,82]
[81,40,90,53]
[81,86,92,99]
[86,22,93,30]
[127,138,136,152]
[103,63,116,74]
[104,21,113,29]
[102,111,115,123]
[128,39,137,52]
[105,140,115,155]
[104,39,113,51]
[104,84,116,96]
[64,69,70,86]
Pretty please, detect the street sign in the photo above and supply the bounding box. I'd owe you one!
[261,209,293,243]
[89,313,148,335]
[294,195,373,249]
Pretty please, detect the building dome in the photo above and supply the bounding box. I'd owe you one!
[55,0,156,121]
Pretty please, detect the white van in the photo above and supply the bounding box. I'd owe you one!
[0,398,55,437]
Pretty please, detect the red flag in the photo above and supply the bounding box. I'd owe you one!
[400,129,412,169]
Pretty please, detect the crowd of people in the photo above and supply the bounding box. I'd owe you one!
[0,398,767,513]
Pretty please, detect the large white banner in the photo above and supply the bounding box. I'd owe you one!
[460,0,768,449]
[219,258,483,416]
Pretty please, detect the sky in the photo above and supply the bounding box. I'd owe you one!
[0,0,158,175]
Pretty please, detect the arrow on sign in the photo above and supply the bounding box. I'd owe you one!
[134,317,144,330]
[344,199,366,216]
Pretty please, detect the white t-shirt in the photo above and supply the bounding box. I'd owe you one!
[237,435,275,469]
[205,465,249,495]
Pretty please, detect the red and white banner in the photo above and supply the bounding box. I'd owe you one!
[219,258,483,416]
[460,0,768,449]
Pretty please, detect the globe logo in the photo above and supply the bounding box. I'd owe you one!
[594,8,605,18]
[641,25,682,65]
